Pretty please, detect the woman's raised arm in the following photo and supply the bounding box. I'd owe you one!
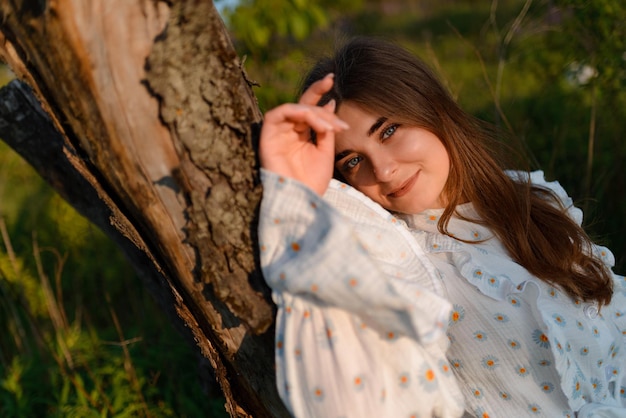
[259,73,348,196]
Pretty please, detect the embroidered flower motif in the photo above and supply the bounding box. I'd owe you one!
[590,377,603,394]
[419,364,438,392]
[472,387,484,399]
[580,346,590,356]
[507,295,521,308]
[487,276,500,287]
[473,269,484,279]
[353,375,365,391]
[592,326,600,338]
[548,288,559,298]
[572,379,582,399]
[528,403,541,414]
[473,331,487,342]
[538,359,552,367]
[482,355,499,370]
[532,329,550,348]
[470,230,482,240]
[313,386,325,400]
[608,366,620,378]
[515,365,530,377]
[540,382,555,393]
[507,339,521,350]
[450,359,463,370]
[552,313,567,327]
[398,372,410,388]
[439,359,452,375]
[450,304,466,324]
[474,407,490,418]
[555,340,564,354]
[576,321,584,330]
[499,391,511,401]
[324,322,336,346]
[620,386,626,399]
[493,313,509,323]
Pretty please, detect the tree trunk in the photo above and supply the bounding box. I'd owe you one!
[0,0,286,416]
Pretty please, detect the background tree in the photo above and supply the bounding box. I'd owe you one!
[0,0,286,416]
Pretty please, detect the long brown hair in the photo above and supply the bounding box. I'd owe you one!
[301,37,613,305]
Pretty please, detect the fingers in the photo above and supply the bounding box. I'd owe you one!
[265,103,348,135]
[323,99,337,113]
[299,73,334,106]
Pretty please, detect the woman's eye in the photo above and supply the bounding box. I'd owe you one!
[344,156,363,170]
[381,124,398,140]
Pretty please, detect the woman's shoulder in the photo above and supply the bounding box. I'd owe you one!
[507,170,584,226]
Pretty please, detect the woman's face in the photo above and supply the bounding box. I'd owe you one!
[334,102,450,214]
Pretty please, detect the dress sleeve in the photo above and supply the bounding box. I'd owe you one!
[259,169,451,343]
[258,169,464,418]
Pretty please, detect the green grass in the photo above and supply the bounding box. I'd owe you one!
[0,142,228,417]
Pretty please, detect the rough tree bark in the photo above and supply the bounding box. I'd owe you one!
[0,0,287,416]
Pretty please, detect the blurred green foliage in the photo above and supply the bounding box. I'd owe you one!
[227,0,625,272]
[0,0,624,415]
[0,141,227,416]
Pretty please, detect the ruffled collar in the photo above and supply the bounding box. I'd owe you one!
[397,204,535,302]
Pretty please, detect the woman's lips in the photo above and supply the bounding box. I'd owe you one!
[387,171,419,198]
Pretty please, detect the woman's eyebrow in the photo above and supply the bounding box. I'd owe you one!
[335,150,352,162]
[368,117,388,137]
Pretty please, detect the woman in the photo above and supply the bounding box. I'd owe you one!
[258,37,625,417]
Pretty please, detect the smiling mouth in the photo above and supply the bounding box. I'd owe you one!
[387,172,419,198]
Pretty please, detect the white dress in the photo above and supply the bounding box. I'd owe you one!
[258,169,626,418]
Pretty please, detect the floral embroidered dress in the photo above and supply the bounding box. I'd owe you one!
[258,168,626,418]
[259,169,464,418]
[398,171,626,418]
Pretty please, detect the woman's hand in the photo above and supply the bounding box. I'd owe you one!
[259,73,349,196]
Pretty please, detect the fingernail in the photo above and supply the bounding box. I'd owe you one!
[322,120,334,131]
[327,99,336,111]
[337,119,350,130]
[325,73,335,79]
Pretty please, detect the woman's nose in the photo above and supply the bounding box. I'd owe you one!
[371,155,398,182]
